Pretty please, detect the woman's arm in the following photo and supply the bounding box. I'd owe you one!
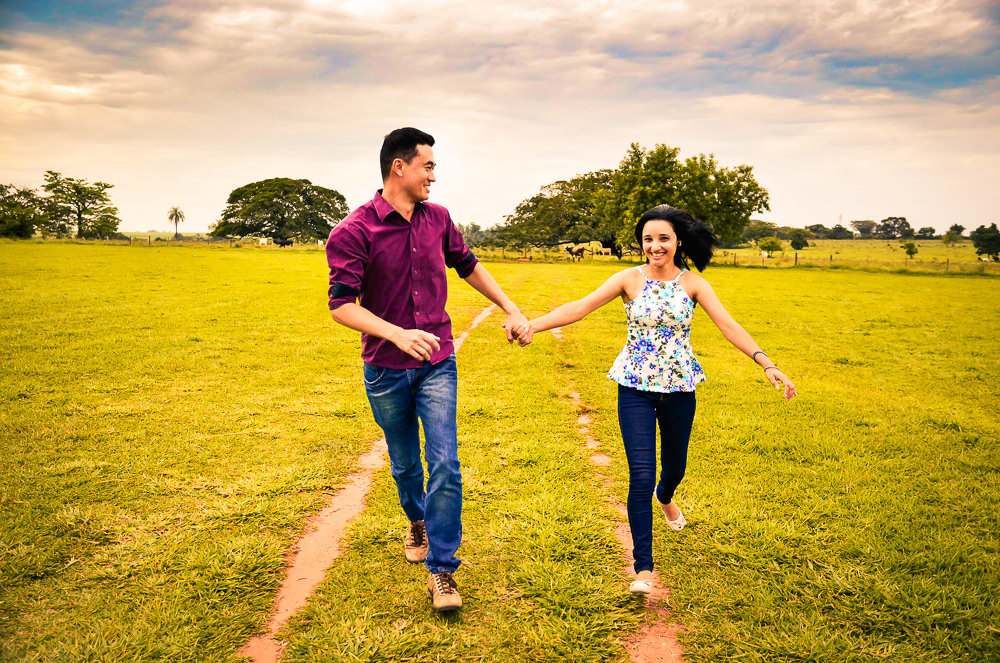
[529,270,631,335]
[685,273,797,401]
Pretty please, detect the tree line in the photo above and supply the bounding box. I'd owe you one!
[0,174,348,243]
[488,143,769,257]
[1,171,122,239]
[3,157,998,261]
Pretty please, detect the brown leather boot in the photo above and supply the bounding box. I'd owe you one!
[404,520,428,563]
[427,571,462,612]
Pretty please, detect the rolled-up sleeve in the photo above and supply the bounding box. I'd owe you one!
[443,215,478,279]
[326,222,367,310]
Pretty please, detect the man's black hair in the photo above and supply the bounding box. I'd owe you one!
[380,127,435,180]
[634,205,721,272]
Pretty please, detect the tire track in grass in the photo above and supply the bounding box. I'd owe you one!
[551,325,686,663]
[239,305,497,663]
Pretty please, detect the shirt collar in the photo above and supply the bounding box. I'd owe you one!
[373,189,423,223]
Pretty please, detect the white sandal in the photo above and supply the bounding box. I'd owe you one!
[629,570,654,594]
[659,500,687,531]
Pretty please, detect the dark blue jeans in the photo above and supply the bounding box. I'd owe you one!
[363,354,462,573]
[617,384,696,573]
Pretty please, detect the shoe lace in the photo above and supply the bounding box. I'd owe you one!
[407,521,426,547]
[433,571,457,595]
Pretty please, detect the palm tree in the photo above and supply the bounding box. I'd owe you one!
[167,206,185,239]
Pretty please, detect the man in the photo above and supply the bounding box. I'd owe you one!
[326,127,532,612]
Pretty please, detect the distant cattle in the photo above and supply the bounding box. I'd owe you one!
[566,246,587,262]
[598,247,612,255]
[273,238,293,247]
[258,238,270,246]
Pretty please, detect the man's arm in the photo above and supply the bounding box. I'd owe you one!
[462,263,532,344]
[331,303,441,362]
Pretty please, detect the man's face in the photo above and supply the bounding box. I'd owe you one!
[396,144,436,203]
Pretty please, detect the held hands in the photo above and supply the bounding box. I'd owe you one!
[764,367,797,401]
[390,328,441,362]
[501,311,533,346]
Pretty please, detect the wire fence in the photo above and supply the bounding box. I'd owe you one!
[12,237,999,275]
[469,245,1000,275]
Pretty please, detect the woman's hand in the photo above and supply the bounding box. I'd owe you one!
[764,368,797,401]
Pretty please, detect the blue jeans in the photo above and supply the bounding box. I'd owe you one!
[617,384,696,573]
[363,354,462,573]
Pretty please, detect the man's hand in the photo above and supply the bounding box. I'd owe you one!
[503,311,532,345]
[390,328,441,361]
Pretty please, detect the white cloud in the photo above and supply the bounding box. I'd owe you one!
[1,0,998,233]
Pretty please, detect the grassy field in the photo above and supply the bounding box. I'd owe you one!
[468,238,996,274]
[1,242,998,661]
[45,235,997,274]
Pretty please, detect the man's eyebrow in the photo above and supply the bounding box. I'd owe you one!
[424,160,436,168]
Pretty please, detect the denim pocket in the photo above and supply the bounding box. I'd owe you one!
[362,363,387,386]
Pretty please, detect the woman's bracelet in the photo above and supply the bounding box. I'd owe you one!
[752,350,768,363]
[763,366,779,372]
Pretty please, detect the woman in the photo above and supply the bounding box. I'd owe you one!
[527,204,796,594]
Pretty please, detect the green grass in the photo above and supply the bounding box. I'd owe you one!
[1,243,381,660]
[555,264,1000,661]
[1,244,998,661]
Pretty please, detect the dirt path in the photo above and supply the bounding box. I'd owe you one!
[238,305,497,663]
[551,326,686,663]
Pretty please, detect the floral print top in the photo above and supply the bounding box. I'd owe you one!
[607,267,706,393]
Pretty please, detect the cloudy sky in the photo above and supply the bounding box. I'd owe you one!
[1,0,998,234]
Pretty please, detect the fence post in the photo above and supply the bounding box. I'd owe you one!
[148,236,151,246]
[734,253,737,266]
[794,252,798,266]
[946,259,949,271]
[762,254,765,267]
[830,254,833,264]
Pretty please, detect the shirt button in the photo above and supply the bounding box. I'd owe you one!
[414,291,419,295]
[416,312,421,316]
[412,247,417,252]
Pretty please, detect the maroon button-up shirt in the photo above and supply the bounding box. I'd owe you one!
[326,190,479,369]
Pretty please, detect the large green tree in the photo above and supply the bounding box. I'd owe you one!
[741,219,779,244]
[210,178,349,241]
[602,143,769,248]
[850,219,877,237]
[805,224,830,239]
[497,170,617,254]
[876,216,914,239]
[970,223,1000,261]
[496,184,568,249]
[828,224,853,239]
[0,184,48,238]
[42,171,121,239]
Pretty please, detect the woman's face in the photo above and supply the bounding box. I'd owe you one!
[641,220,678,268]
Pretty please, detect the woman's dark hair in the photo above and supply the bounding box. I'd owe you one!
[380,127,435,180]
[633,204,720,272]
